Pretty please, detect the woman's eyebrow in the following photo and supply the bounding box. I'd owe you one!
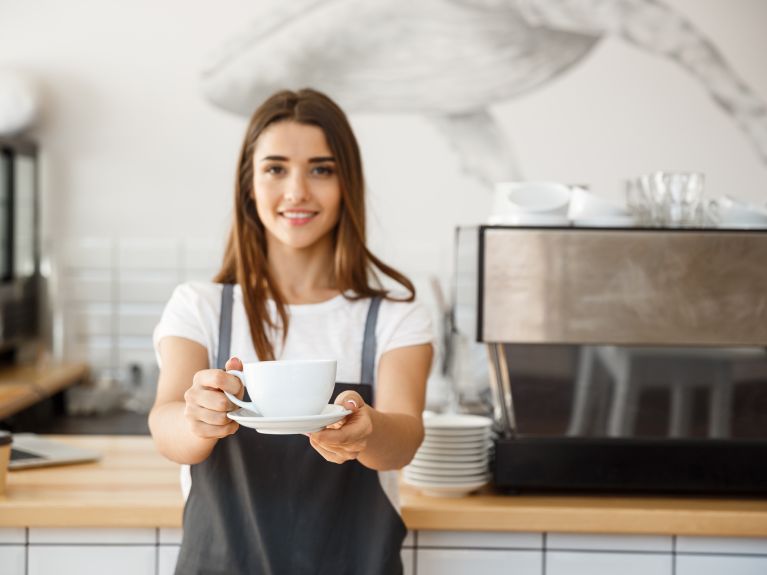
[258,155,335,163]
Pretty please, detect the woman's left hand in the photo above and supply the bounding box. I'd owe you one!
[307,390,372,464]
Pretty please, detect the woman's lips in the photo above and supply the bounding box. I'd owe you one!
[280,211,318,226]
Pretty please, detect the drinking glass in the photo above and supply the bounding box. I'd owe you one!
[657,171,705,227]
[626,172,706,227]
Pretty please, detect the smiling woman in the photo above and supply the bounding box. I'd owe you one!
[148,89,434,575]
[253,122,342,253]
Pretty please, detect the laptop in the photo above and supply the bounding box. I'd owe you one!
[9,433,101,470]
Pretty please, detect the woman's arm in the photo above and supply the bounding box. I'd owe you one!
[308,342,432,471]
[148,336,243,465]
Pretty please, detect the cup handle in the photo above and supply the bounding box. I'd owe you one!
[224,370,259,413]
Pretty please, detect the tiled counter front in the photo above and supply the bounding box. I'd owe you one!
[2,528,766,575]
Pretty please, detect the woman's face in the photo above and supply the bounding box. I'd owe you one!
[253,121,342,252]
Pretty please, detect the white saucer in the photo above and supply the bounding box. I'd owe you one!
[417,442,493,456]
[404,468,490,483]
[413,452,489,464]
[421,437,489,451]
[423,414,494,430]
[422,434,490,444]
[406,464,488,478]
[410,458,489,470]
[424,430,490,440]
[403,475,490,498]
[228,404,351,434]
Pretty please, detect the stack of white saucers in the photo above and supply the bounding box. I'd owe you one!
[403,413,493,497]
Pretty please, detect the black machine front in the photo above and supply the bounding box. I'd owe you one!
[490,343,767,494]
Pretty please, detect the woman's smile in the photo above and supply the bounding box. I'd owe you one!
[279,209,320,226]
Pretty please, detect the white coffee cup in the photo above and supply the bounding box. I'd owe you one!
[493,182,572,216]
[568,187,628,219]
[224,359,337,417]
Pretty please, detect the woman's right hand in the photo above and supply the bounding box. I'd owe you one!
[183,356,245,439]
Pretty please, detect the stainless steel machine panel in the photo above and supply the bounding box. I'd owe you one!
[478,227,767,346]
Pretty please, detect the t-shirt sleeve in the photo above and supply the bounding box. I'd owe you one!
[377,297,435,356]
[152,283,217,367]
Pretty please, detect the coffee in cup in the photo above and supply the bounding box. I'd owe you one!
[224,359,337,417]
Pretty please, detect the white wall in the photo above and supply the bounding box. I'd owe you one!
[2,0,766,393]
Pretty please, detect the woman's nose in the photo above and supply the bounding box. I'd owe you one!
[283,173,310,204]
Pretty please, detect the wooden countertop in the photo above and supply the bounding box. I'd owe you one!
[1,435,182,528]
[0,362,89,420]
[2,435,766,536]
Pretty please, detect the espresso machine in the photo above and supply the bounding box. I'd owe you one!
[454,226,767,494]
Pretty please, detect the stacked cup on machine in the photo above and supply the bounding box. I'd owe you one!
[403,413,493,497]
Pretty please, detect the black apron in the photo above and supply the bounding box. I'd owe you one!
[175,286,406,574]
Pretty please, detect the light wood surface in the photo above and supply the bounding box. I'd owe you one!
[1,435,183,527]
[1,435,766,536]
[0,362,89,420]
[400,484,767,536]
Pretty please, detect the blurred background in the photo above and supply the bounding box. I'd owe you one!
[1,0,766,424]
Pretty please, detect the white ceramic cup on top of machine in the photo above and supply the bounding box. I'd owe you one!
[489,181,571,226]
[224,359,337,418]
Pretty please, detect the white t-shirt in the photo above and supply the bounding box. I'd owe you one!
[152,281,434,509]
[153,281,434,378]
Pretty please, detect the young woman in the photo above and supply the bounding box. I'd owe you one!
[149,88,433,574]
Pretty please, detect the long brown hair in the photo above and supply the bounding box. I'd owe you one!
[213,88,415,361]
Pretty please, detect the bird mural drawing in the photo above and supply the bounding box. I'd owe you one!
[200,0,767,188]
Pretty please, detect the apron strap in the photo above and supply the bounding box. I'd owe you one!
[217,285,382,386]
[216,283,235,369]
[360,297,382,385]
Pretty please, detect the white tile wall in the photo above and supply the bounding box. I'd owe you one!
[28,527,155,544]
[0,546,25,575]
[59,238,114,269]
[0,528,26,544]
[117,314,161,337]
[70,339,114,367]
[158,545,181,575]
[181,238,223,272]
[158,528,183,544]
[546,551,672,575]
[119,347,159,367]
[417,549,542,575]
[676,554,767,575]
[67,306,113,337]
[676,536,767,554]
[28,546,156,575]
[402,548,414,575]
[181,269,217,282]
[57,236,221,378]
[61,272,113,303]
[116,336,154,351]
[5,528,767,575]
[117,239,179,270]
[117,274,178,304]
[418,530,542,549]
[547,532,673,552]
